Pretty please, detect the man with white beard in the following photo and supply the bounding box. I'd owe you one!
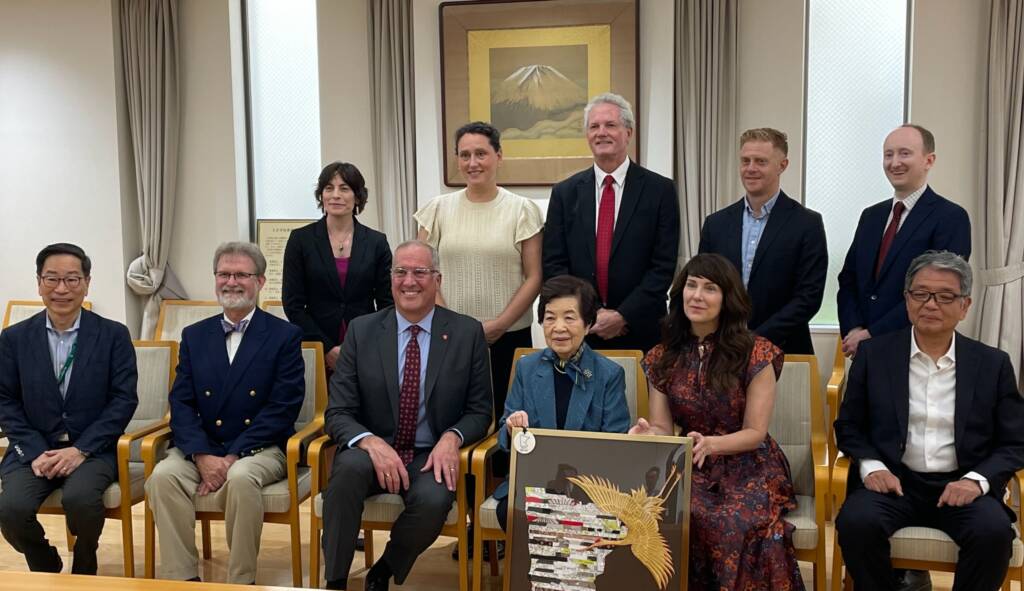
[146,242,305,584]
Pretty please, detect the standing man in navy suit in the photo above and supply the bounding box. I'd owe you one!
[146,242,304,584]
[698,128,828,354]
[0,243,138,574]
[838,124,971,358]
[543,93,680,353]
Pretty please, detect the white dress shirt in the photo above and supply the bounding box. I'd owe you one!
[883,184,927,234]
[223,307,256,364]
[593,158,630,234]
[859,331,989,493]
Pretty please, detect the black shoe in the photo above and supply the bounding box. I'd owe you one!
[186,577,201,582]
[325,580,346,591]
[46,547,63,574]
[355,531,365,552]
[365,561,390,591]
[897,569,932,591]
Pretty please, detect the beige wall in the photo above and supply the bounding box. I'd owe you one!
[0,0,133,326]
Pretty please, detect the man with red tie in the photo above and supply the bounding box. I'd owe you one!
[837,124,971,359]
[543,93,680,353]
[320,240,492,591]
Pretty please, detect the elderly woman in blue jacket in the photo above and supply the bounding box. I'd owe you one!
[494,275,631,530]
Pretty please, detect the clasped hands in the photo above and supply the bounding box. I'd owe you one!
[589,309,628,340]
[863,468,983,507]
[359,431,462,494]
[31,447,86,479]
[629,419,717,468]
[194,453,239,495]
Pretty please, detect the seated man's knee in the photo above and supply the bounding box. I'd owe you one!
[408,481,455,515]
[324,449,374,499]
[836,494,887,541]
[61,487,104,516]
[0,491,37,526]
[225,462,262,491]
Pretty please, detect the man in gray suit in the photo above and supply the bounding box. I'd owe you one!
[320,240,492,591]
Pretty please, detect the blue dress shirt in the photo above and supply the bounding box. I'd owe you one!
[741,191,780,285]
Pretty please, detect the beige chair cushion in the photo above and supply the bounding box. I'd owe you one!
[313,492,459,525]
[783,494,818,550]
[889,525,1024,567]
[771,361,814,496]
[479,495,501,530]
[157,303,222,343]
[0,463,145,510]
[193,467,310,514]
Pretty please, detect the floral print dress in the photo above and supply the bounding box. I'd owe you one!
[644,336,805,590]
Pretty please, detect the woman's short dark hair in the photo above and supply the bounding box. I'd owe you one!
[652,254,754,393]
[454,121,501,154]
[36,243,91,277]
[537,275,599,326]
[314,162,368,215]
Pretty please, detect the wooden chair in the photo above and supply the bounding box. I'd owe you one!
[468,348,651,591]
[154,300,221,343]
[0,340,177,577]
[142,341,328,586]
[773,354,830,590]
[307,425,480,589]
[260,299,288,321]
[825,334,848,518]
[2,300,92,328]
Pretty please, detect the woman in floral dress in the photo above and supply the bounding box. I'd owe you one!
[630,253,804,590]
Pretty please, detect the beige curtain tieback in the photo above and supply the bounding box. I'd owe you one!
[976,261,1024,287]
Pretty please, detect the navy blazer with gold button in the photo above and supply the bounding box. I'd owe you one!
[169,307,304,457]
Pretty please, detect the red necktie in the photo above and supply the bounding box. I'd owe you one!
[394,325,421,465]
[875,200,906,279]
[596,174,616,303]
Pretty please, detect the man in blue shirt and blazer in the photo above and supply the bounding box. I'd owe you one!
[837,124,971,358]
[0,243,138,575]
[699,128,828,354]
[145,242,304,584]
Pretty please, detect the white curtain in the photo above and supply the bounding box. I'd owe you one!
[674,0,739,263]
[975,0,1024,387]
[369,0,418,244]
[120,0,188,338]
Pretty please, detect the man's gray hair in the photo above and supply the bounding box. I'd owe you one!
[904,250,972,296]
[583,93,635,131]
[213,241,267,276]
[394,239,440,270]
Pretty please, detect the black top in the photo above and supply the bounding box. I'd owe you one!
[553,370,573,430]
[282,216,393,351]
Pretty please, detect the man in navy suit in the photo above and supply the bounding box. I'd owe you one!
[145,242,304,584]
[543,93,680,353]
[698,128,827,354]
[838,124,971,358]
[835,251,1023,590]
[0,243,138,574]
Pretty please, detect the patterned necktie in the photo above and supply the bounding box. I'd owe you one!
[875,200,906,279]
[394,325,421,465]
[595,174,616,303]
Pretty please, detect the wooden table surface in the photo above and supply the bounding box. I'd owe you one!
[0,571,304,590]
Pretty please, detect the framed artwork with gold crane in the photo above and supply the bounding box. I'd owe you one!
[505,428,692,590]
[439,0,639,186]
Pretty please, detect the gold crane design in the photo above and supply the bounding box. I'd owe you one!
[567,466,682,589]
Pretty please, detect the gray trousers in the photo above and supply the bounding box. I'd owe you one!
[144,446,286,583]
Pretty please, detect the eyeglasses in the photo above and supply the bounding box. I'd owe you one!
[391,267,437,280]
[214,271,258,282]
[905,289,963,305]
[38,275,85,289]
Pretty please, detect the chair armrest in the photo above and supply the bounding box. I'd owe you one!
[117,419,169,465]
[831,456,850,521]
[287,417,325,468]
[470,433,500,481]
[309,434,337,500]
[141,426,173,478]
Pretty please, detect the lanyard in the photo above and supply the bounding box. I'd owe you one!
[56,338,78,388]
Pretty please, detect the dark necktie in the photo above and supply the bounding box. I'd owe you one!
[394,325,421,465]
[595,174,616,303]
[875,200,906,279]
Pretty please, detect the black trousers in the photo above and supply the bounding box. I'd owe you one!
[321,447,455,584]
[0,458,116,574]
[836,468,1014,591]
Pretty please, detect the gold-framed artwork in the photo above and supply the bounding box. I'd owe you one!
[505,428,692,590]
[255,218,314,305]
[440,0,639,186]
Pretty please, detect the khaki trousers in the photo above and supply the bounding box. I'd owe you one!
[145,446,286,583]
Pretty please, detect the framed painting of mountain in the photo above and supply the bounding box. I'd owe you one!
[439,0,639,185]
[504,428,692,590]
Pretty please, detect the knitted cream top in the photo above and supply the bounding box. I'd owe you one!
[414,187,543,331]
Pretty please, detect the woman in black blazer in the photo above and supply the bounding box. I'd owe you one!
[282,162,393,370]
